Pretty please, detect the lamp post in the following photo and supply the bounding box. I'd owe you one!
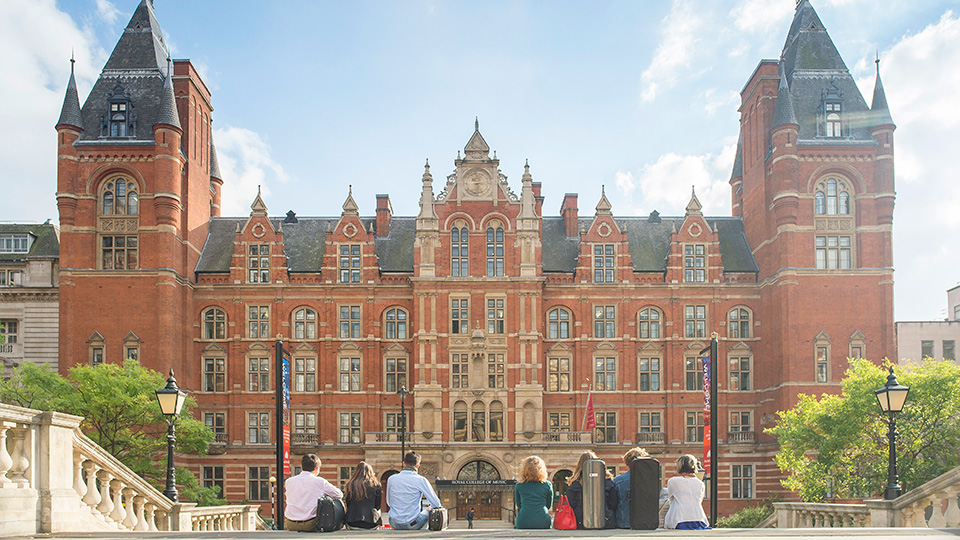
[155,369,187,502]
[397,386,410,465]
[874,366,910,500]
[269,476,277,529]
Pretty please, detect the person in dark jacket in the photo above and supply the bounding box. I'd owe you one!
[565,451,619,529]
[343,461,382,529]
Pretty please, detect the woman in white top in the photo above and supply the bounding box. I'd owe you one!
[663,454,710,530]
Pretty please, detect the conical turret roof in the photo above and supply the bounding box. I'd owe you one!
[210,136,223,180]
[155,61,181,130]
[57,58,83,130]
[871,61,895,127]
[772,65,798,128]
[103,0,170,72]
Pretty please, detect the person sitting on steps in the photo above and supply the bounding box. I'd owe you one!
[283,454,343,531]
[386,451,442,530]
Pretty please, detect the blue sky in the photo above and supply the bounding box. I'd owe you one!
[3,0,960,323]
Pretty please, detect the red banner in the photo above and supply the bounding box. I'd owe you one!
[584,392,596,430]
[702,354,711,473]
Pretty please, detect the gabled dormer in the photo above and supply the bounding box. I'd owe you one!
[327,187,376,284]
[670,188,720,284]
[579,186,629,284]
[816,81,845,138]
[232,188,283,285]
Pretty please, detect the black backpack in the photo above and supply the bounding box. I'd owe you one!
[315,496,345,532]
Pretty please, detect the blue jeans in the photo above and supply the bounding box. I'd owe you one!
[389,510,429,530]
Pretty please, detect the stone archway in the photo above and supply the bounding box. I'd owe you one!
[455,460,503,520]
[380,469,399,512]
[552,469,572,508]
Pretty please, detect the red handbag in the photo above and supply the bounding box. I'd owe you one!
[553,494,577,530]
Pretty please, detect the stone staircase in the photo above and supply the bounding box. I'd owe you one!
[448,518,513,529]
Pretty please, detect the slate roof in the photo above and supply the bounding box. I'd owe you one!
[730,135,743,180]
[209,138,223,180]
[57,62,83,130]
[778,0,878,144]
[0,224,60,263]
[77,0,171,142]
[196,214,757,277]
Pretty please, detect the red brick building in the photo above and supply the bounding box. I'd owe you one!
[55,1,895,518]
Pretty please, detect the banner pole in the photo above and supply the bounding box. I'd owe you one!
[275,338,285,529]
[709,332,719,525]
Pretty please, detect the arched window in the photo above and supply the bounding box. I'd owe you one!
[203,307,226,340]
[293,307,317,340]
[814,178,850,216]
[638,307,662,339]
[453,401,468,442]
[451,225,469,277]
[489,401,504,442]
[101,178,139,216]
[728,308,751,339]
[471,401,486,441]
[548,308,571,339]
[486,222,504,277]
[385,308,408,339]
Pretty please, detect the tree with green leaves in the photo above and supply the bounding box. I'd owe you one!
[0,360,222,505]
[767,358,960,501]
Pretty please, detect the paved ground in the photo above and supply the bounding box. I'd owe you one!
[19,529,960,540]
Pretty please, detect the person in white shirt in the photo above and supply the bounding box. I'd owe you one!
[284,454,343,531]
[386,452,442,530]
[663,454,710,530]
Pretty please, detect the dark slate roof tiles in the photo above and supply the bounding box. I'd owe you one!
[57,63,83,130]
[0,224,60,263]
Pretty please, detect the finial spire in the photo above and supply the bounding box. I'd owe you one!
[57,52,83,130]
[875,50,880,74]
[475,117,479,131]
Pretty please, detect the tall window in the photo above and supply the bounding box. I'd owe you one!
[451,299,468,334]
[294,358,316,392]
[247,244,269,283]
[944,340,956,361]
[453,402,467,442]
[294,412,317,433]
[729,308,750,339]
[487,298,504,334]
[594,306,616,338]
[248,466,270,501]
[339,412,361,443]
[248,358,269,391]
[686,411,704,442]
[593,244,614,283]
[385,308,407,339]
[730,411,752,433]
[339,466,357,489]
[248,305,269,339]
[548,357,571,392]
[487,353,505,388]
[595,412,617,443]
[684,305,706,338]
[815,179,851,216]
[385,357,407,392]
[0,320,18,345]
[548,308,570,340]
[489,401,504,442]
[639,357,661,391]
[921,340,934,359]
[385,412,407,433]
[639,411,662,433]
[91,346,104,365]
[339,245,361,283]
[732,465,753,499]
[204,358,225,392]
[452,354,469,388]
[729,357,751,391]
[339,305,361,339]
[0,270,22,287]
[816,236,851,270]
[825,102,842,137]
[816,346,829,382]
[204,412,225,435]
[472,403,486,441]
[685,357,703,391]
[638,308,661,339]
[451,226,469,277]
[486,225,504,277]
[548,412,571,433]
[203,308,226,340]
[248,412,269,444]
[0,235,30,253]
[101,178,138,215]
[293,308,316,340]
[203,466,224,496]
[595,357,616,391]
[339,357,361,392]
[684,245,705,283]
[101,236,138,270]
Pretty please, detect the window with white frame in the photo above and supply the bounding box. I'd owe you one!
[293,308,317,340]
[339,412,361,444]
[814,178,851,216]
[452,354,469,388]
[339,245,361,283]
[100,178,138,215]
[294,358,316,392]
[730,411,752,433]
[204,412,225,435]
[0,235,29,253]
[593,244,615,283]
[248,358,269,392]
[339,357,361,392]
[204,357,225,392]
[248,305,269,339]
[548,357,571,392]
[339,305,361,339]
[248,412,269,444]
[595,357,616,391]
[451,226,469,277]
[0,270,22,287]
[486,224,504,277]
[487,353,505,388]
[0,320,18,344]
[638,307,661,339]
[686,411,704,443]
[732,465,753,499]
[684,244,706,283]
[385,357,407,392]
[685,357,703,391]
[639,411,662,433]
[729,357,751,391]
[595,411,617,443]
[816,235,851,270]
[385,308,407,339]
[684,305,706,338]
[248,466,270,501]
[548,308,571,339]
[548,412,571,433]
[639,357,661,391]
[594,305,616,339]
[816,344,829,383]
[451,298,468,334]
[101,235,138,270]
[385,412,407,433]
[203,308,226,340]
[247,244,269,283]
[294,412,317,433]
[487,298,504,334]
[729,308,750,339]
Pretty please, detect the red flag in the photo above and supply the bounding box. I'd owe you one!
[584,392,596,430]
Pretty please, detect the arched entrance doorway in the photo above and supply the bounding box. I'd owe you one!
[456,460,502,520]
[380,470,399,512]
[551,469,572,510]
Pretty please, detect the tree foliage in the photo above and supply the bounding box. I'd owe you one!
[0,360,222,505]
[767,358,960,501]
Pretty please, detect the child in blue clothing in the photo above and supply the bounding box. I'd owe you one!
[612,447,649,528]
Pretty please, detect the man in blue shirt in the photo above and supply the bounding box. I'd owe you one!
[613,447,649,528]
[386,452,442,529]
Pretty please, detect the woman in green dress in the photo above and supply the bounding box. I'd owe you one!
[514,455,553,529]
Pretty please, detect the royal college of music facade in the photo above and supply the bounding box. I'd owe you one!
[54,1,895,517]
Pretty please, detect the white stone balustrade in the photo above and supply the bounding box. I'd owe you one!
[0,402,260,536]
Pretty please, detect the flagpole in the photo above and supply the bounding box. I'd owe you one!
[709,332,719,525]
[581,378,591,432]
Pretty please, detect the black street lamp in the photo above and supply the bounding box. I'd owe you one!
[155,369,187,502]
[874,366,910,500]
[397,386,410,465]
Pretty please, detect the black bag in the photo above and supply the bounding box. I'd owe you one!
[629,457,661,530]
[428,507,448,531]
[315,496,345,532]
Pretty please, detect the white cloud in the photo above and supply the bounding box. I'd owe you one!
[703,89,740,115]
[613,143,736,217]
[640,0,703,103]
[730,0,794,34]
[213,126,289,217]
[94,0,121,26]
[0,0,108,224]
